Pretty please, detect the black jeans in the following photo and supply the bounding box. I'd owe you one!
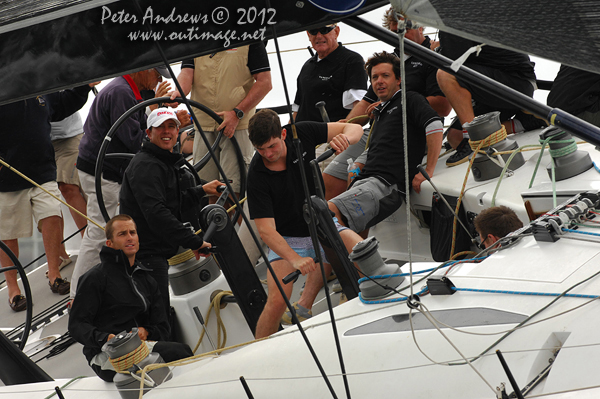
[137,255,170,315]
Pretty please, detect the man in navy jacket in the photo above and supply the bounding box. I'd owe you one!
[69,214,193,381]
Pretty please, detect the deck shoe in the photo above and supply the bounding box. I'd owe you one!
[332,279,343,293]
[9,294,27,312]
[49,277,70,295]
[446,138,473,167]
[339,292,348,305]
[46,255,72,278]
[281,302,312,325]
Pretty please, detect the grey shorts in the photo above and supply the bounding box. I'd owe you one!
[330,177,403,233]
[323,128,369,180]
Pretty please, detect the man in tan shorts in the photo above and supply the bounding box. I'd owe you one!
[51,113,88,237]
[0,85,95,311]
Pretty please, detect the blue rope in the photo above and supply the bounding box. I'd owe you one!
[357,257,490,284]
[359,287,428,304]
[452,286,600,299]
[562,228,600,237]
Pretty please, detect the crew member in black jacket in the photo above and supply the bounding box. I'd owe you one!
[120,108,223,313]
[69,214,193,382]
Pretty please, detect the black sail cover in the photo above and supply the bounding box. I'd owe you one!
[391,0,600,75]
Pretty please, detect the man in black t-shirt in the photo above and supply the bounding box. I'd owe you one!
[329,52,443,233]
[247,109,363,338]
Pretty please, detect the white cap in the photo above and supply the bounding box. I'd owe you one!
[147,108,181,128]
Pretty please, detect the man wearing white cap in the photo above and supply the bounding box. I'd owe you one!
[70,67,180,302]
[120,108,224,314]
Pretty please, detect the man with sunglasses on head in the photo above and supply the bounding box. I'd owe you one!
[292,23,367,124]
[474,206,523,249]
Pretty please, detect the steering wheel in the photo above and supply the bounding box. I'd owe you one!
[94,97,247,225]
[0,241,33,350]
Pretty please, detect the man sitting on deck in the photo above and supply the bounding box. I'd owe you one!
[328,51,444,234]
[336,10,451,197]
[68,214,193,382]
[246,109,364,338]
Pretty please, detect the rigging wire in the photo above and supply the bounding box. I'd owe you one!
[396,10,414,301]
[429,292,600,337]
[262,1,348,396]
[410,303,497,394]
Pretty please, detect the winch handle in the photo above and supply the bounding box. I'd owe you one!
[315,148,335,163]
[315,101,330,123]
[417,164,431,181]
[283,270,301,285]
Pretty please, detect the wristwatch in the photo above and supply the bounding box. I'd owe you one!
[233,107,244,120]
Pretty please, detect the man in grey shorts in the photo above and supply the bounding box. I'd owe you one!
[322,130,369,200]
[329,51,443,233]
[325,10,451,199]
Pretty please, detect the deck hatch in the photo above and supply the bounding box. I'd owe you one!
[345,307,527,336]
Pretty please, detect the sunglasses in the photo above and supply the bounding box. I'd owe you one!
[308,26,335,36]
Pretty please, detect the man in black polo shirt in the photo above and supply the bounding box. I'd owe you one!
[329,51,443,233]
[346,10,451,122]
[293,23,368,201]
[293,23,367,123]
[247,109,363,338]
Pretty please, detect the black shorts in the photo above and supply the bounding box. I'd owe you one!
[453,64,535,127]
